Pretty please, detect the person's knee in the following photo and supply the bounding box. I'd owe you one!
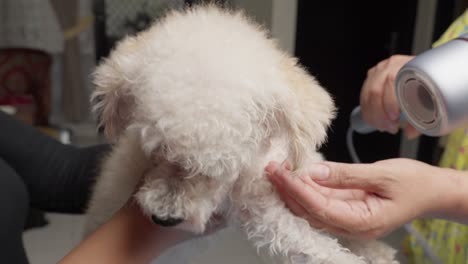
[0,158,29,230]
[0,158,30,264]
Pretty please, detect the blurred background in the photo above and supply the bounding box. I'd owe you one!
[0,0,466,263]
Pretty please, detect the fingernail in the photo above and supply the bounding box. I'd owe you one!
[306,164,330,180]
[276,167,284,176]
[267,166,282,178]
[267,161,276,168]
[265,162,278,173]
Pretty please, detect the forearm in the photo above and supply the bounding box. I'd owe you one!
[426,167,468,224]
[59,202,183,264]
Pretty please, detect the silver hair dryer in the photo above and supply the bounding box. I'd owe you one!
[351,32,468,136]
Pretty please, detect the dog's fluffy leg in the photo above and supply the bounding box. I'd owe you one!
[84,132,150,236]
[231,174,367,264]
[340,239,399,264]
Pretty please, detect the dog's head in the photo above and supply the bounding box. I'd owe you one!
[91,6,335,231]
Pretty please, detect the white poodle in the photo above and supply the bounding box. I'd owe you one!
[85,5,398,264]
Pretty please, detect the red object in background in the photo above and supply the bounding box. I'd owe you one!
[0,48,52,125]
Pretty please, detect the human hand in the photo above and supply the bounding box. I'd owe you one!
[266,159,464,239]
[60,197,225,264]
[121,197,226,264]
[360,55,419,138]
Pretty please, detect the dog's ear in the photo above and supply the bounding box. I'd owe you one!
[91,58,135,142]
[90,36,141,141]
[279,61,336,170]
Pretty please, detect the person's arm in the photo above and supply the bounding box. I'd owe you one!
[266,158,468,239]
[59,200,192,264]
[429,167,468,224]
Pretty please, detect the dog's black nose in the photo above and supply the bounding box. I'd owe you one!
[151,215,184,227]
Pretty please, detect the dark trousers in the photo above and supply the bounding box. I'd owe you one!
[0,111,109,263]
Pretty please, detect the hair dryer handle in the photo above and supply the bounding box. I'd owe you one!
[350,106,377,134]
[350,106,406,134]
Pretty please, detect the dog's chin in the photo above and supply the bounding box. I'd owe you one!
[135,190,210,234]
[174,217,207,234]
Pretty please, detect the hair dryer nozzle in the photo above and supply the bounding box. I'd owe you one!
[395,33,468,136]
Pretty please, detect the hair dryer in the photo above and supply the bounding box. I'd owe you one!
[351,32,468,136]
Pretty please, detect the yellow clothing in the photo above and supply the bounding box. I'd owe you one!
[404,9,468,264]
[432,9,468,48]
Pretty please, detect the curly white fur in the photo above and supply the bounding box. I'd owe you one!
[85,5,398,264]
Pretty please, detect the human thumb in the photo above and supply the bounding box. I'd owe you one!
[305,162,381,191]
